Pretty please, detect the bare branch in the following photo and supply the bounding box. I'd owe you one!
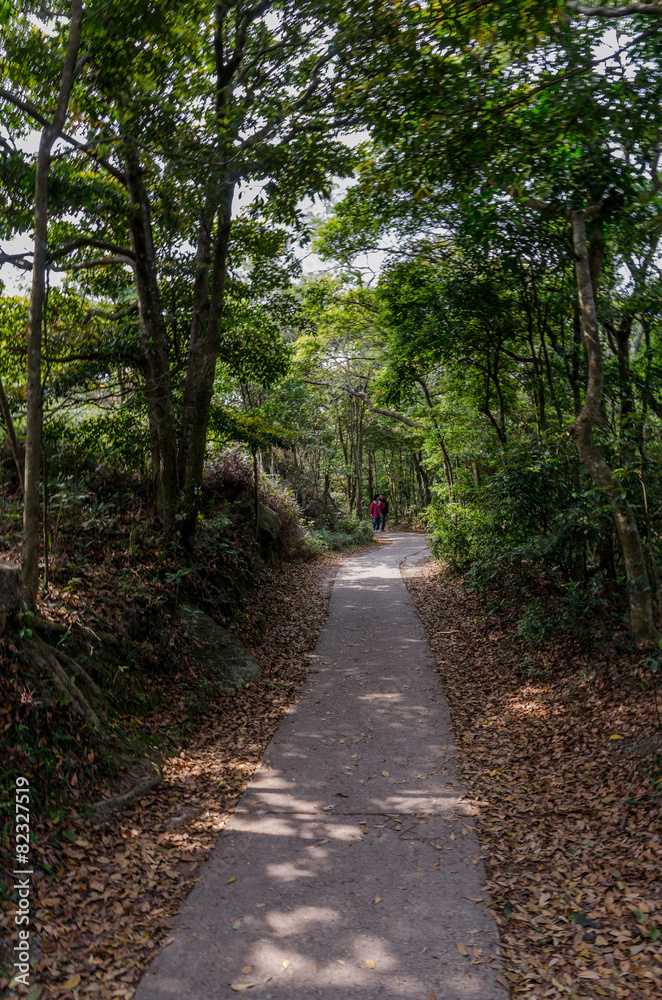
[345,389,425,430]
[83,302,138,322]
[523,196,603,221]
[0,250,32,271]
[51,253,134,272]
[567,2,662,17]
[48,237,134,261]
[0,86,126,184]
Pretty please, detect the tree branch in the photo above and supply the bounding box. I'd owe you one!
[51,253,134,272]
[0,250,32,271]
[48,237,134,261]
[0,86,126,184]
[345,389,425,429]
[567,2,662,17]
[84,302,138,321]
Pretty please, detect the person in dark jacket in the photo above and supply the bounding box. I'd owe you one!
[379,493,389,531]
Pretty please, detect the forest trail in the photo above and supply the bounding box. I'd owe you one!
[135,534,505,1000]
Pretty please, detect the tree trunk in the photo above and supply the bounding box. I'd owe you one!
[22,0,84,605]
[252,446,259,538]
[615,315,635,462]
[569,212,657,641]
[354,402,364,520]
[0,375,24,494]
[123,140,178,530]
[180,186,234,510]
[413,451,431,507]
[440,438,454,498]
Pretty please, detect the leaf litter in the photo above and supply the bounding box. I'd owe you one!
[0,553,350,1000]
[403,558,662,1000]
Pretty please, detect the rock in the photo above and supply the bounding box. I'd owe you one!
[0,560,29,615]
[181,603,261,692]
[232,500,282,548]
[256,503,281,544]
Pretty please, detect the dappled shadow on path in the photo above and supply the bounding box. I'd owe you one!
[135,535,505,1000]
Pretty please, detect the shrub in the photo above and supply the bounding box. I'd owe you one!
[305,517,375,553]
[203,448,306,559]
[427,434,616,593]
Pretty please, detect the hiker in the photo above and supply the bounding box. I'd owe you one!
[369,494,384,532]
[379,492,389,532]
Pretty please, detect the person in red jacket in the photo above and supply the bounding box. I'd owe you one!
[369,494,384,532]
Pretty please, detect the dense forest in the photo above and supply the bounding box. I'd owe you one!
[2,2,662,998]
[3,0,662,634]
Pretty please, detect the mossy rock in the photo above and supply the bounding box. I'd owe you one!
[181,602,261,692]
[233,500,282,547]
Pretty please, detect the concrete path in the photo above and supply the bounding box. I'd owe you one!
[136,534,505,1000]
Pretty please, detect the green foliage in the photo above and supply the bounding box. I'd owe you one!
[428,434,613,590]
[44,408,149,476]
[305,515,375,553]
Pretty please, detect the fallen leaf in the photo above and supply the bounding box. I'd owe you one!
[382,770,390,777]
[463,896,483,902]
[366,959,375,968]
[227,876,237,883]
[62,975,81,990]
[374,896,382,903]
[241,966,252,974]
[282,960,290,968]
[229,985,255,992]
[456,942,468,956]
[313,963,319,973]
[610,734,624,740]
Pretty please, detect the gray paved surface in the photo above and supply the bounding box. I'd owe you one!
[136,533,505,1000]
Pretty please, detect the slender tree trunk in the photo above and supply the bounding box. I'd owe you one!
[179,184,234,510]
[570,307,583,417]
[251,446,259,538]
[615,315,635,462]
[22,0,83,604]
[440,438,454,498]
[355,402,364,520]
[569,212,657,641]
[42,447,49,591]
[123,141,178,530]
[413,451,431,507]
[0,376,24,494]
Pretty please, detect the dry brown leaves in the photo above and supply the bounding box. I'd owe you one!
[1,553,348,1000]
[403,558,662,1000]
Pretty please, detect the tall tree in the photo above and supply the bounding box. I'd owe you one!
[17,0,84,603]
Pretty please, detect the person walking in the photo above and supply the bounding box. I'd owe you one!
[379,493,389,532]
[369,494,384,532]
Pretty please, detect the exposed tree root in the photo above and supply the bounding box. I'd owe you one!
[24,636,103,733]
[33,613,120,648]
[89,765,163,821]
[53,644,105,704]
